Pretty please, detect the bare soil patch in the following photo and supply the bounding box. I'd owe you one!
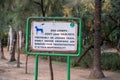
[0,48,120,80]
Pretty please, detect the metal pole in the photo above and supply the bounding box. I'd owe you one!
[34,55,39,80]
[67,56,70,80]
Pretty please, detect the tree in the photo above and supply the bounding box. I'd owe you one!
[6,0,35,63]
[17,30,22,67]
[34,1,54,80]
[8,26,17,62]
[89,0,105,78]
[0,38,5,59]
[73,0,120,66]
[0,0,7,59]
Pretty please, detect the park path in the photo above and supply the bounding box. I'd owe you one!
[0,48,120,80]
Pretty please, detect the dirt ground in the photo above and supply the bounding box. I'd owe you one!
[0,48,120,80]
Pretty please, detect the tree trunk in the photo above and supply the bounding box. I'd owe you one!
[17,31,20,68]
[89,0,105,79]
[40,2,53,79]
[32,1,54,78]
[9,31,17,62]
[0,38,5,59]
[40,0,46,17]
[25,54,29,74]
[7,35,10,51]
[48,56,54,80]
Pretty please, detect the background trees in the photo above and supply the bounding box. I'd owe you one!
[0,0,119,79]
[0,0,7,59]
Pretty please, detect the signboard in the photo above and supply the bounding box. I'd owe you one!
[31,21,78,53]
[26,17,82,80]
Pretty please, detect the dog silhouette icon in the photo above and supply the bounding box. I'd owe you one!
[35,26,44,34]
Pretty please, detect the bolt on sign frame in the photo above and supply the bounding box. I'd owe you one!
[26,17,82,80]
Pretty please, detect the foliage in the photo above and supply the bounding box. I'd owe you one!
[109,29,120,45]
[0,0,7,36]
[71,52,120,72]
[51,56,67,62]
[42,52,120,71]
[41,56,67,62]
[101,0,120,45]
[110,0,120,20]
[48,0,64,16]
[71,52,93,68]
[2,33,8,47]
[101,53,120,71]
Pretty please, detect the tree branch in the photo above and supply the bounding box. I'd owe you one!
[73,45,93,66]
[34,1,41,6]
[108,15,117,23]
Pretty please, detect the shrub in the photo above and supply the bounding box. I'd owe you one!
[72,52,120,72]
[101,53,120,71]
[71,53,93,68]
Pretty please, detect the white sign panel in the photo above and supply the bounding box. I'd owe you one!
[31,21,78,53]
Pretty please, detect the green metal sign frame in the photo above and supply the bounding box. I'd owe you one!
[26,17,82,80]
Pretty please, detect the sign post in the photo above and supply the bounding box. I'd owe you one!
[26,17,82,80]
[67,56,71,80]
[34,55,39,80]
